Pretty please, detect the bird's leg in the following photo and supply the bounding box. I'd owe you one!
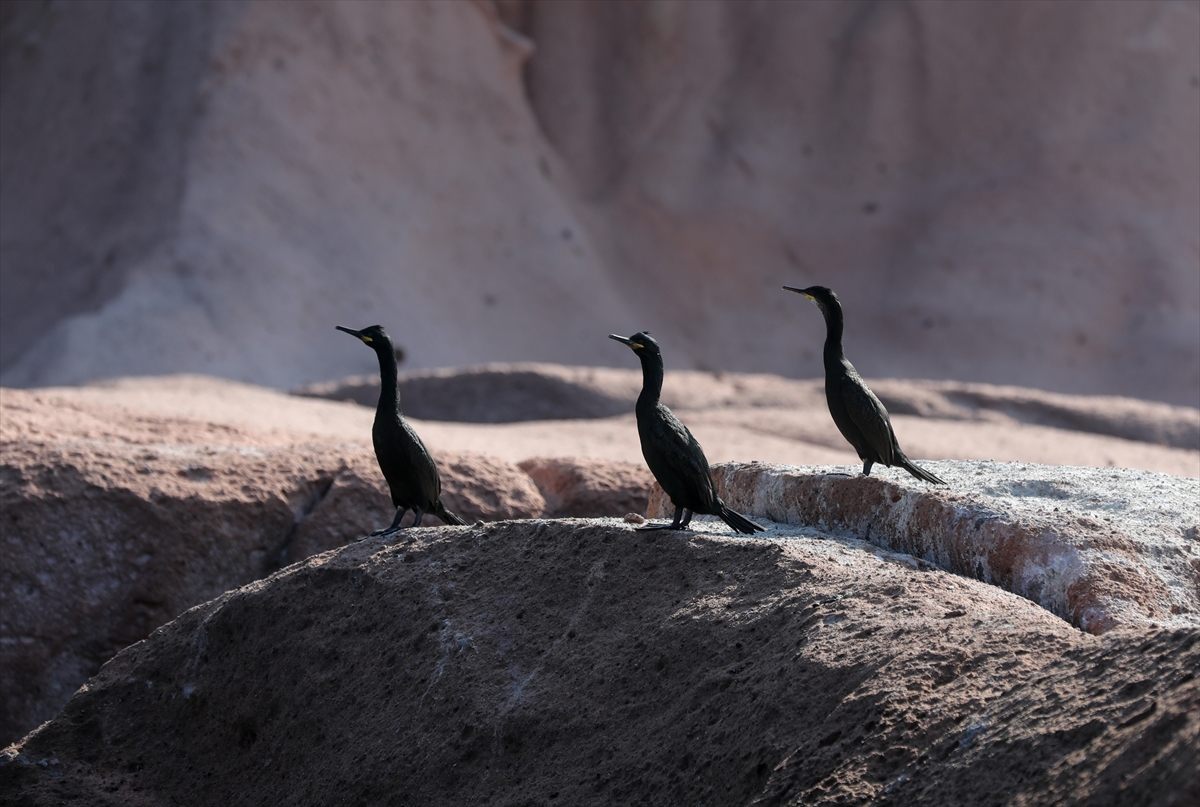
[371,507,409,536]
[637,505,686,531]
[862,460,874,476]
[411,509,424,528]
[678,509,694,529]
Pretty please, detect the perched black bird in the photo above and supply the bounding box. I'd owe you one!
[783,286,946,485]
[610,331,765,534]
[336,324,465,531]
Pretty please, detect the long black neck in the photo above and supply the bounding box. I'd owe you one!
[820,301,846,364]
[373,337,400,416]
[636,351,665,410]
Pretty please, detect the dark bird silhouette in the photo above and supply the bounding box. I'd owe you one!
[609,331,765,534]
[336,324,466,531]
[783,286,946,485]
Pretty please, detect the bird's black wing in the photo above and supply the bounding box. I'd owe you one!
[641,403,718,511]
[835,369,896,467]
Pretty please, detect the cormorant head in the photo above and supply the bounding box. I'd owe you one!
[336,324,390,349]
[783,285,840,315]
[608,331,660,358]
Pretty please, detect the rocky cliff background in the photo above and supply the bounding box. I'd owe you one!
[2,0,1197,404]
[2,4,1198,801]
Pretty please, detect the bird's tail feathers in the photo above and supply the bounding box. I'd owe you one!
[719,505,766,535]
[434,500,467,526]
[897,453,946,485]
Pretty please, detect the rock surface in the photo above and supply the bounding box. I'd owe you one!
[2,371,1197,758]
[298,364,1200,447]
[511,0,1200,405]
[518,456,653,518]
[649,462,1200,635]
[0,388,544,744]
[2,520,1196,806]
[3,1,1197,405]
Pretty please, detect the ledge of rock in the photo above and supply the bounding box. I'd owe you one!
[648,462,1200,635]
[2,521,1196,806]
[0,389,544,745]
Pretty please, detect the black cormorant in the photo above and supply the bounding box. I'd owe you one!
[336,324,466,531]
[610,331,765,534]
[783,286,946,485]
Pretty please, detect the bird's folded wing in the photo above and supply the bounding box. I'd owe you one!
[655,409,717,506]
[837,375,895,466]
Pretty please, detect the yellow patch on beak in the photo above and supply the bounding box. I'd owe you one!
[630,342,644,350]
[361,336,373,343]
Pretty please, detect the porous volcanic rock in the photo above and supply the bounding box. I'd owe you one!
[518,456,653,517]
[279,450,545,561]
[436,452,545,523]
[0,389,543,745]
[1,520,1196,806]
[648,461,1200,634]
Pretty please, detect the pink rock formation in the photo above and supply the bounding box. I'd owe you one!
[518,456,653,517]
[0,387,543,744]
[2,370,1196,748]
[2,1,1197,406]
[514,0,1200,404]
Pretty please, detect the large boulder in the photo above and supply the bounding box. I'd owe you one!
[649,461,1200,634]
[2,520,1196,805]
[0,388,543,745]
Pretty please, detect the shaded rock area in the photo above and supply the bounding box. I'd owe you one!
[518,456,653,518]
[297,365,1200,450]
[0,389,544,744]
[2,521,1197,806]
[650,463,1200,636]
[870,380,1200,451]
[297,363,645,423]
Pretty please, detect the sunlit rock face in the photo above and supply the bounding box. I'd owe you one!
[511,0,1200,404]
[2,1,1197,404]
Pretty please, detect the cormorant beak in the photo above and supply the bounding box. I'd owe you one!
[608,334,643,350]
[782,286,815,302]
[336,325,373,344]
